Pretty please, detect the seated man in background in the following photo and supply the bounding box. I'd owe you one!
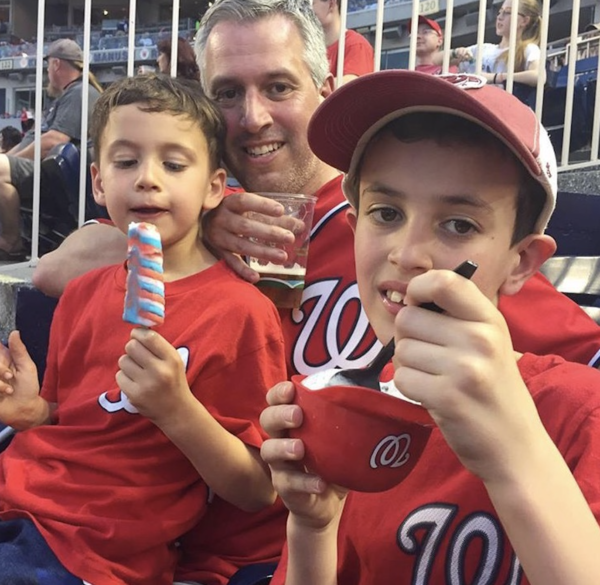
[411,15,458,75]
[0,39,101,261]
[312,0,374,85]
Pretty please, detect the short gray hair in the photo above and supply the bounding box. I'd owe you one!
[195,0,330,92]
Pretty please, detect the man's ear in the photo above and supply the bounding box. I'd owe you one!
[346,206,358,233]
[90,162,106,206]
[499,234,557,296]
[320,74,335,100]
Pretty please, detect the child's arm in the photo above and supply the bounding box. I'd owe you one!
[260,381,345,585]
[116,327,275,513]
[0,331,54,430]
[395,268,600,585]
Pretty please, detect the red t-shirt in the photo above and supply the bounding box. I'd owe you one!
[327,29,374,79]
[0,261,286,585]
[272,353,600,584]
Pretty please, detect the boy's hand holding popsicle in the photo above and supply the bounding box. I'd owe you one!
[117,222,194,424]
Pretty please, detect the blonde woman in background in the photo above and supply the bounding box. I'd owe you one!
[449,0,544,88]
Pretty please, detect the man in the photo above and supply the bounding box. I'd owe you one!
[411,15,457,75]
[312,0,374,85]
[0,39,101,261]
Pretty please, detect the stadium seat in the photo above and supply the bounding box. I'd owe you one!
[20,142,108,255]
[542,191,600,324]
[227,562,277,585]
[540,256,600,324]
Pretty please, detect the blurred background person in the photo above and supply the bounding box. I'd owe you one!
[0,126,23,153]
[156,36,201,81]
[312,0,374,86]
[410,15,458,75]
[449,0,544,89]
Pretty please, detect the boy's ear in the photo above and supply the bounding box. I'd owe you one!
[499,234,557,296]
[90,162,106,206]
[346,207,358,233]
[202,167,227,212]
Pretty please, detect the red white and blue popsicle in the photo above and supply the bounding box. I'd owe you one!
[123,222,165,327]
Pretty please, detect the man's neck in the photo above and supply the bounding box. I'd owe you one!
[416,51,435,66]
[324,18,342,47]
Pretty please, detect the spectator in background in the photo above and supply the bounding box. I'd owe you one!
[448,0,544,89]
[0,126,23,153]
[0,38,102,261]
[410,15,458,75]
[156,37,201,81]
[312,0,374,86]
[19,107,33,133]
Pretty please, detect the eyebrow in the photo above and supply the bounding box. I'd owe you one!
[209,69,300,90]
[106,139,198,159]
[362,182,495,214]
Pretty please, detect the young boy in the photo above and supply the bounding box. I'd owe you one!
[260,71,600,584]
[0,75,287,585]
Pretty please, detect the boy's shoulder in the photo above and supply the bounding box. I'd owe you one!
[520,351,600,422]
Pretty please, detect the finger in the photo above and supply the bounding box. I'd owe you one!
[261,436,305,464]
[271,467,327,496]
[221,252,260,283]
[117,353,145,381]
[404,269,492,322]
[128,329,171,361]
[266,381,296,406]
[7,331,35,374]
[394,336,449,376]
[260,403,303,438]
[224,192,286,217]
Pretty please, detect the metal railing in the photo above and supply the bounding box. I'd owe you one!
[5,0,599,269]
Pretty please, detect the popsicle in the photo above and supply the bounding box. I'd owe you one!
[123,222,165,327]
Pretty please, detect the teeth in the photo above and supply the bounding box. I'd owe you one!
[386,290,404,303]
[246,143,283,157]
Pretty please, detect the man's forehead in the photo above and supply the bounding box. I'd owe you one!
[204,16,313,87]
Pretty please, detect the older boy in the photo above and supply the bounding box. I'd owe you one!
[0,75,286,585]
[261,71,600,584]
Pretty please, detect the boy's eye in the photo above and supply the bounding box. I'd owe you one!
[164,161,186,172]
[114,159,136,169]
[369,206,402,223]
[443,219,477,235]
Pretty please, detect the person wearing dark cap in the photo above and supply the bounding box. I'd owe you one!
[409,15,458,75]
[260,70,600,585]
[0,38,102,261]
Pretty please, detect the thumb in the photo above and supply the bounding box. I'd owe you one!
[7,331,35,372]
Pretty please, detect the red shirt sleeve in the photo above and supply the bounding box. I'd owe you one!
[500,271,600,366]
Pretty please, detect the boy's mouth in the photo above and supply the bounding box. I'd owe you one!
[385,290,405,304]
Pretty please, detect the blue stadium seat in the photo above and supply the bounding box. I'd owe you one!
[227,562,276,585]
[20,142,108,255]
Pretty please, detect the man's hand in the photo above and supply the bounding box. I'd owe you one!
[0,331,46,430]
[202,192,301,282]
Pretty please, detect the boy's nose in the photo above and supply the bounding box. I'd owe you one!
[387,224,435,274]
[135,161,161,190]
[240,90,273,133]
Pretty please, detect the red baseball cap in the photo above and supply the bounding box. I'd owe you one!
[408,15,443,37]
[308,70,557,233]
